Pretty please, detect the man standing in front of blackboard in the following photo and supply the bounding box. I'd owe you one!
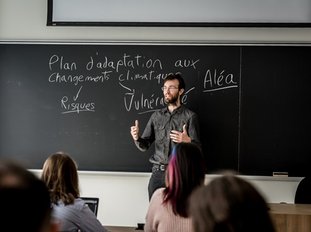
[130,73,201,199]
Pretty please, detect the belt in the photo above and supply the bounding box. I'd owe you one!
[152,164,167,172]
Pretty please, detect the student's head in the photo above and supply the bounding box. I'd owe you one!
[0,160,56,232]
[41,151,79,205]
[162,73,186,104]
[163,143,205,217]
[190,173,275,232]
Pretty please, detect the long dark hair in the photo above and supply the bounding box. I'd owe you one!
[163,143,205,217]
[41,152,80,205]
[0,160,51,232]
[190,174,276,232]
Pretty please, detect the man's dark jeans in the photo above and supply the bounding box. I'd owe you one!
[148,166,166,200]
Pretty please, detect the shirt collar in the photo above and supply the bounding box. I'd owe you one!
[162,104,184,114]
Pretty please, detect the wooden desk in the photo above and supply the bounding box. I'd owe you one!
[106,204,311,232]
[105,226,143,232]
[270,203,311,232]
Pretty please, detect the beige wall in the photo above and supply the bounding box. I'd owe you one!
[31,170,302,227]
[1,0,309,226]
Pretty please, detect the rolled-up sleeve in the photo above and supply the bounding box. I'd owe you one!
[134,114,155,152]
[188,113,201,148]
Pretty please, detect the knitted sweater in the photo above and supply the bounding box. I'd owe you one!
[144,188,193,232]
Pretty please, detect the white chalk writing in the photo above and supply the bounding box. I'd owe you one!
[47,53,238,115]
[203,69,237,92]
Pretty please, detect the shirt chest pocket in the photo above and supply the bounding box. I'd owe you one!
[154,123,167,141]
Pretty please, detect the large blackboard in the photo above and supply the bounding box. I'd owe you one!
[0,43,310,176]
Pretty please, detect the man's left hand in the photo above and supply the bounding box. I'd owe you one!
[170,124,191,143]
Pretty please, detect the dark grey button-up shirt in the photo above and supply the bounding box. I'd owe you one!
[134,105,201,165]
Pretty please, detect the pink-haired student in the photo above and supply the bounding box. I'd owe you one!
[144,143,205,232]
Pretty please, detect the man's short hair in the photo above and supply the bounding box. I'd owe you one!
[164,73,186,90]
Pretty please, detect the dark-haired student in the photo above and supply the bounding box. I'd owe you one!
[0,160,58,232]
[144,143,205,232]
[130,73,201,199]
[41,152,108,232]
[190,173,276,232]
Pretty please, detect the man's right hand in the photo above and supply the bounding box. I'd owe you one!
[130,120,139,141]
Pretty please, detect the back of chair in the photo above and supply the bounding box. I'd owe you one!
[81,197,99,216]
[295,177,311,204]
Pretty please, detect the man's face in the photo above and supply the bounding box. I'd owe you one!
[162,79,181,105]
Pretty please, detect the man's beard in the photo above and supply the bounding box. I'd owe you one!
[164,94,179,106]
